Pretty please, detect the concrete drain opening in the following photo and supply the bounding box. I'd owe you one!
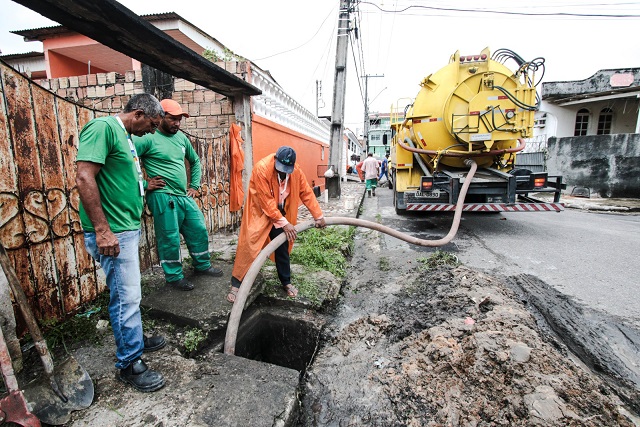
[232,307,323,372]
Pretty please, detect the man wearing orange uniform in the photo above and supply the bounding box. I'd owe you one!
[355,160,365,182]
[227,146,326,303]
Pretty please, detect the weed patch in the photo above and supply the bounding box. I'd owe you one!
[379,257,390,271]
[290,226,355,278]
[417,250,459,270]
[182,327,206,355]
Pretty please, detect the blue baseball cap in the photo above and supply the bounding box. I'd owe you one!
[275,146,296,174]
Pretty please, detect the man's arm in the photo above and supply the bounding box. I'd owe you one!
[184,139,202,197]
[76,161,120,257]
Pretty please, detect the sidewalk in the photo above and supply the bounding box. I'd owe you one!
[298,180,366,221]
[532,192,640,213]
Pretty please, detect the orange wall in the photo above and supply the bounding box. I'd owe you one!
[43,34,97,50]
[252,115,329,191]
[47,51,107,78]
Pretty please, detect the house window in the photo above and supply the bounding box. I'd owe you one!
[574,109,589,136]
[597,107,613,135]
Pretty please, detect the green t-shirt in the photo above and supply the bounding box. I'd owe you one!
[77,116,144,232]
[134,130,201,196]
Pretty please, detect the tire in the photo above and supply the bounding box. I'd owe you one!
[393,170,406,215]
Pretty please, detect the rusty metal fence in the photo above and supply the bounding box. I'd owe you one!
[0,62,238,324]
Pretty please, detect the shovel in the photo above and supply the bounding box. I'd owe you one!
[0,244,94,425]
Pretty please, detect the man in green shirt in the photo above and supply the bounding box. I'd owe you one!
[77,93,166,392]
[135,99,223,291]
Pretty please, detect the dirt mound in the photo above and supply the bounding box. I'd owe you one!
[374,265,633,426]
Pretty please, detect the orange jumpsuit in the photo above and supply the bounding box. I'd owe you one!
[355,161,365,181]
[231,154,324,282]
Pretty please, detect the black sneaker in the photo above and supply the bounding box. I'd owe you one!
[143,335,166,353]
[194,267,223,277]
[167,278,194,291]
[118,358,165,392]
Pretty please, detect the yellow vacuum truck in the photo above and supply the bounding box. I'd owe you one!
[389,48,564,214]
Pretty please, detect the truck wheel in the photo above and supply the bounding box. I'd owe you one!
[393,171,406,215]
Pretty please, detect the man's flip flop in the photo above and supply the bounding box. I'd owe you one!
[283,284,298,298]
[227,287,238,304]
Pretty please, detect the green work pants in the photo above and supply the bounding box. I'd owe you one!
[146,192,210,282]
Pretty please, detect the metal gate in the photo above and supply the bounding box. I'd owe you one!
[0,62,237,324]
[515,151,546,172]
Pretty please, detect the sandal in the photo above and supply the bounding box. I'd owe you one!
[283,284,298,298]
[226,287,239,304]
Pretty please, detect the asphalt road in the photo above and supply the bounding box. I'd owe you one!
[371,185,640,328]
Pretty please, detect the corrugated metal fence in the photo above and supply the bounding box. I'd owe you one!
[0,62,237,324]
[515,151,546,172]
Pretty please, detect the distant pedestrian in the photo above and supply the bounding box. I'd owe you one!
[134,99,223,292]
[362,152,379,197]
[379,153,389,182]
[76,93,166,392]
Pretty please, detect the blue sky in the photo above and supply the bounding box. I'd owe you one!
[1,0,638,136]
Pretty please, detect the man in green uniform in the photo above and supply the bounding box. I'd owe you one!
[76,93,166,392]
[135,99,223,291]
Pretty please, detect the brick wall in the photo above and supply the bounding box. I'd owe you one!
[35,61,251,235]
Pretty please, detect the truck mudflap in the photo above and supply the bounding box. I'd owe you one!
[406,202,565,212]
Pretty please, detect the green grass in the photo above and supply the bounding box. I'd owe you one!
[260,226,355,306]
[41,300,108,353]
[290,226,355,278]
[416,250,459,270]
[379,256,390,271]
[183,327,206,354]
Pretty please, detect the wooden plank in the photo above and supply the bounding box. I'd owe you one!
[0,193,26,250]
[139,214,153,272]
[32,85,65,190]
[28,242,62,320]
[75,235,98,304]
[3,67,44,194]
[7,248,35,300]
[56,98,81,192]
[0,67,19,193]
[56,236,80,315]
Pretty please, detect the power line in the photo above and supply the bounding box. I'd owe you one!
[358,1,640,17]
[253,6,337,61]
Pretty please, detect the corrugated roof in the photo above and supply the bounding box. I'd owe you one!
[9,2,259,97]
[0,51,44,60]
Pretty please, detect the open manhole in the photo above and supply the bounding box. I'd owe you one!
[233,307,324,372]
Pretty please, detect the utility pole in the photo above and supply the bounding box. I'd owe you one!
[327,0,353,199]
[362,74,383,153]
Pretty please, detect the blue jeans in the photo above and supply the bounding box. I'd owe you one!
[84,230,143,369]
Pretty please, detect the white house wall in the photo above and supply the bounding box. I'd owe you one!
[250,67,330,144]
[539,97,640,138]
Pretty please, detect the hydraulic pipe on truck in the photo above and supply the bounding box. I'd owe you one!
[397,137,527,158]
[224,160,478,355]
